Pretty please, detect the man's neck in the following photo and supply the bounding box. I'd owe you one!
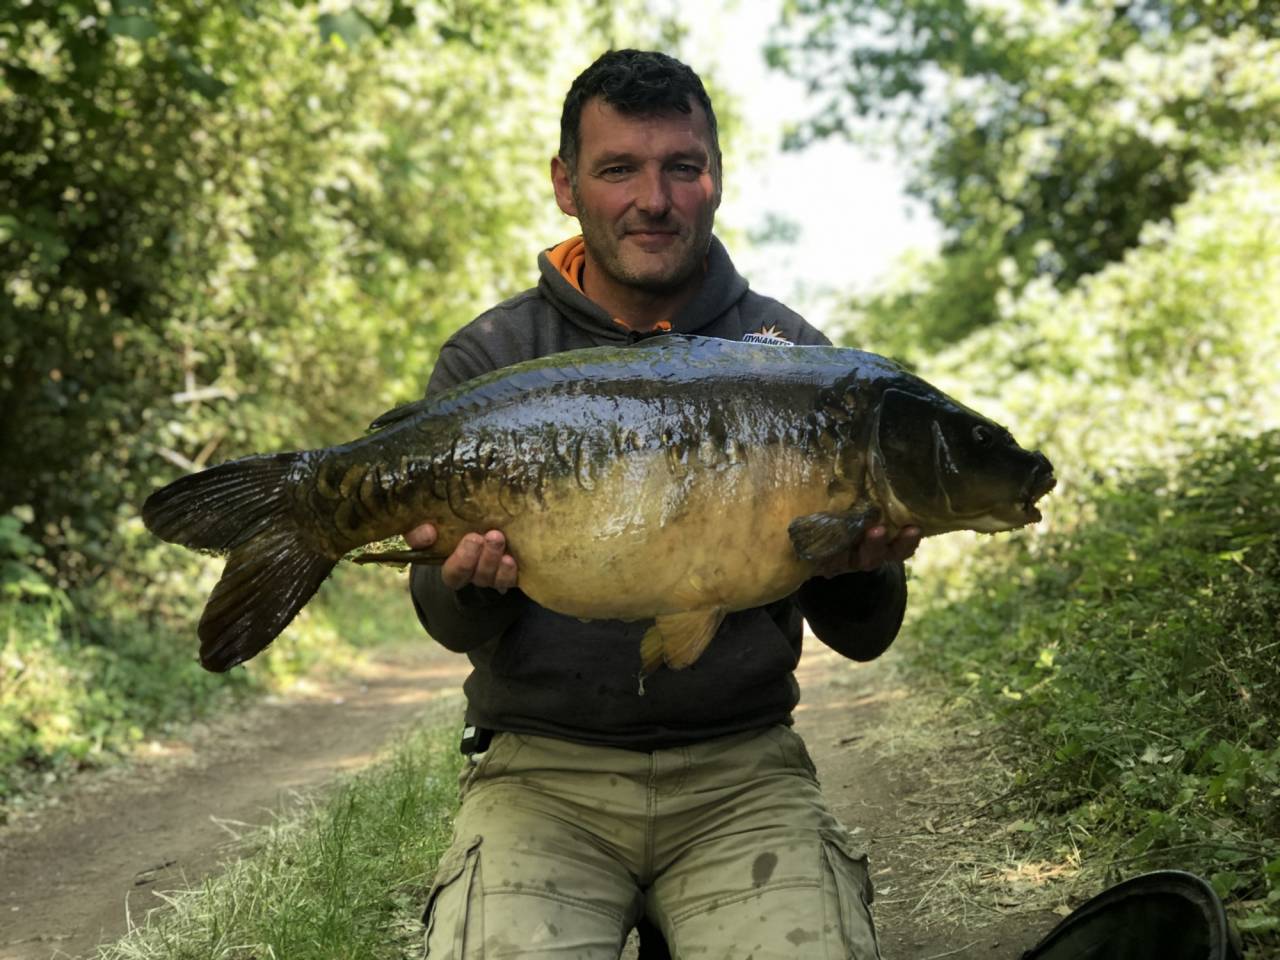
[580,259,701,332]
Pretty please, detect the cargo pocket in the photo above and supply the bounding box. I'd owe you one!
[820,829,881,960]
[422,834,482,958]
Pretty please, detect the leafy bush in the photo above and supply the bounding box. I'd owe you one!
[0,509,422,814]
[870,154,1280,946]
[2,0,629,575]
[0,503,238,805]
[903,433,1280,942]
[899,149,1280,481]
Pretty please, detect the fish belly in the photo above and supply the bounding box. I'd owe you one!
[484,444,849,620]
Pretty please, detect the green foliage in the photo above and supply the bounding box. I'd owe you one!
[904,434,1280,944]
[2,0,628,567]
[837,243,1005,363]
[0,560,250,807]
[771,0,1280,348]
[94,723,464,959]
[874,149,1280,946]
[914,150,1280,481]
[847,146,1280,404]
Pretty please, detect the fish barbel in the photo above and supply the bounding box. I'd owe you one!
[143,335,1055,673]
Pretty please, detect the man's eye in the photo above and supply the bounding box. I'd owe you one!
[671,164,702,179]
[599,166,632,178]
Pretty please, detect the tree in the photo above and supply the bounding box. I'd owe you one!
[768,0,1280,348]
[0,0,655,587]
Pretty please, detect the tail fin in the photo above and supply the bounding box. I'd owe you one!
[142,454,337,672]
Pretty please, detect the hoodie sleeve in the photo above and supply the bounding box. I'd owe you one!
[426,339,494,396]
[791,317,905,654]
[409,569,525,653]
[408,333,529,653]
[737,299,904,656]
[793,318,833,347]
[797,563,908,662]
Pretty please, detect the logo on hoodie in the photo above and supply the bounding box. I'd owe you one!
[743,324,793,346]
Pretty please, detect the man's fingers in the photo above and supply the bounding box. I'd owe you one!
[439,530,518,592]
[852,525,889,571]
[886,526,922,563]
[441,533,484,590]
[492,554,519,594]
[471,531,507,588]
[404,522,438,551]
[821,524,921,577]
[857,524,922,568]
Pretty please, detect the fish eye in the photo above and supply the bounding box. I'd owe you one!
[972,425,993,446]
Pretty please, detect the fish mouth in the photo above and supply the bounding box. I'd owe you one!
[1018,455,1057,522]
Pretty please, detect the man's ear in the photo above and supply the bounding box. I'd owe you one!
[551,156,579,217]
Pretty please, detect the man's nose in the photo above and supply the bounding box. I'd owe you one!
[634,168,672,216]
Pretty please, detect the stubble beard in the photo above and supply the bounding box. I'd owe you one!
[573,186,715,295]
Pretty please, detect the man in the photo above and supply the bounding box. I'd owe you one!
[406,49,920,958]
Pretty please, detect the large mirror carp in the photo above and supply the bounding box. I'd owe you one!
[144,335,1055,674]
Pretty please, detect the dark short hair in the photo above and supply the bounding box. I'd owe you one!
[559,49,721,180]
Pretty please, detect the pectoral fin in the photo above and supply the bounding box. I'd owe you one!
[640,608,726,675]
[788,506,882,561]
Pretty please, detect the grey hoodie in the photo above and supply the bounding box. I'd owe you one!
[409,236,907,750]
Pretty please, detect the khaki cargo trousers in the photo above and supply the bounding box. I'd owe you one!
[422,725,881,959]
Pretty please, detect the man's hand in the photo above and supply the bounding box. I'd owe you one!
[818,524,922,578]
[404,523,519,593]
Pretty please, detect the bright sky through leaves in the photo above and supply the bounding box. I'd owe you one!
[678,0,942,325]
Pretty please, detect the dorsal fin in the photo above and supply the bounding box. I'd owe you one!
[367,397,432,432]
[627,333,697,348]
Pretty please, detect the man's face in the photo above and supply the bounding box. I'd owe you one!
[552,97,721,295]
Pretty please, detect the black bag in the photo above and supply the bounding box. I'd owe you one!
[1021,870,1244,959]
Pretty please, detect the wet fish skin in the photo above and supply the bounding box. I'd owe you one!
[142,336,1054,674]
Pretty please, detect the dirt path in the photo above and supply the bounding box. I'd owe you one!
[1,639,1061,960]
[0,645,467,960]
[793,644,1062,959]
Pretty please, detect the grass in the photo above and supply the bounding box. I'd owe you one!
[897,430,1280,949]
[95,722,465,960]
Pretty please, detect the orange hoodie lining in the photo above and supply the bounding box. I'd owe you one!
[546,236,672,333]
